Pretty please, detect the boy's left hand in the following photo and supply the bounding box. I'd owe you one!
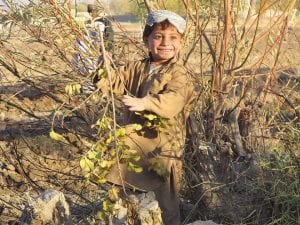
[122,95,145,112]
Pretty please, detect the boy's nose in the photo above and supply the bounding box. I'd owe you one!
[161,37,169,45]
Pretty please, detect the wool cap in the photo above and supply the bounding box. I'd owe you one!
[146,10,186,34]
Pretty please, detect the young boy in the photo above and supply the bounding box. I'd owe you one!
[97,10,195,225]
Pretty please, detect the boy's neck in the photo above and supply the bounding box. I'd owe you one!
[150,61,163,66]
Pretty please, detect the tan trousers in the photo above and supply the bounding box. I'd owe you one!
[153,164,181,225]
[117,161,182,225]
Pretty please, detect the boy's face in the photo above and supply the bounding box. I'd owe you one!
[145,23,183,65]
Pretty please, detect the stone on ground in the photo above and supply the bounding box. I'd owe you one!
[19,189,71,225]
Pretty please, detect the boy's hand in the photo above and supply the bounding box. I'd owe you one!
[122,95,145,112]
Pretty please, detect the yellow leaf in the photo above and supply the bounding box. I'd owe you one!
[133,123,143,131]
[102,170,109,175]
[128,162,143,173]
[133,166,143,173]
[80,157,94,172]
[87,150,98,159]
[110,149,116,156]
[116,127,126,137]
[97,211,106,220]
[148,162,169,177]
[108,186,120,202]
[126,149,138,155]
[132,155,140,162]
[145,121,152,127]
[102,200,108,211]
[65,84,73,96]
[94,142,106,152]
[102,200,114,212]
[144,113,157,121]
[91,93,100,103]
[74,83,82,94]
[98,68,106,79]
[97,178,107,184]
[63,109,73,117]
[99,160,109,168]
[106,134,113,144]
[99,160,114,168]
[49,130,67,143]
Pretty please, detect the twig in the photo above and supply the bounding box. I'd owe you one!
[99,29,127,194]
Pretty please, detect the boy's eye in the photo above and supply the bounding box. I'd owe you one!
[153,34,162,39]
[170,35,179,40]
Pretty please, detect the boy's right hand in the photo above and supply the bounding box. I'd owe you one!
[122,95,145,112]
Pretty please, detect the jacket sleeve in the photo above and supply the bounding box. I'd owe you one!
[142,70,194,119]
[95,63,132,95]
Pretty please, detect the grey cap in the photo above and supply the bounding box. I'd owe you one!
[146,10,186,34]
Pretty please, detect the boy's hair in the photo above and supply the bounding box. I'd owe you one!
[142,20,182,42]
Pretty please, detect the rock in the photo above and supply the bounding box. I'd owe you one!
[19,189,71,225]
[113,199,127,225]
[112,191,163,225]
[139,200,163,225]
[129,191,163,225]
[187,220,222,225]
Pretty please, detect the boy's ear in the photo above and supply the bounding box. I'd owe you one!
[180,35,184,44]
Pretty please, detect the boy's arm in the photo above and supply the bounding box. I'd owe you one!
[141,72,195,119]
[94,63,131,95]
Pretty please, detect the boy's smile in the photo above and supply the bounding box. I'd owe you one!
[145,24,183,65]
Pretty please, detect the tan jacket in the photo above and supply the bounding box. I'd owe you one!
[98,56,196,191]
